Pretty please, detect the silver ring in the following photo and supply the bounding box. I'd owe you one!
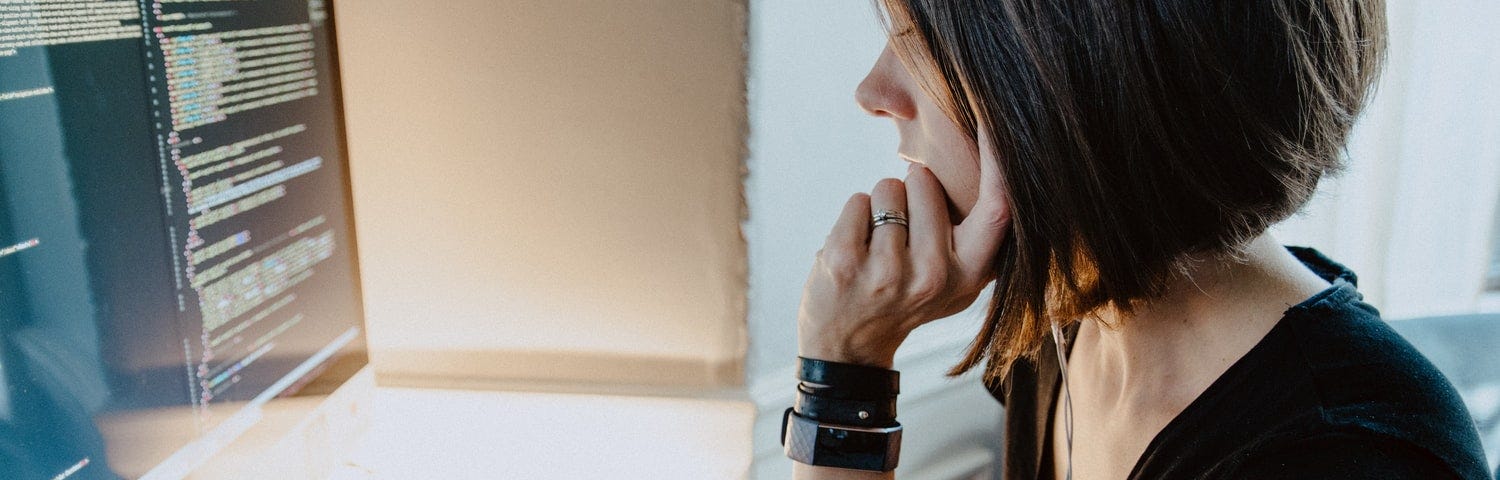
[872,209,908,222]
[872,209,909,228]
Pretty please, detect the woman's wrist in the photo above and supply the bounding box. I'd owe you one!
[782,356,904,472]
[798,346,896,370]
[798,326,905,369]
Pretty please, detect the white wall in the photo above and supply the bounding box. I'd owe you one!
[334,0,749,387]
[744,2,1003,478]
[1272,0,1500,320]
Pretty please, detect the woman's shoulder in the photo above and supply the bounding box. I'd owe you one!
[983,248,1492,478]
[1276,271,1474,441]
[1270,248,1473,428]
[1156,247,1487,478]
[1222,425,1471,479]
[1245,251,1490,479]
[1163,279,1491,479]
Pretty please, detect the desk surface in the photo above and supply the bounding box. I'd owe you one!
[335,387,755,479]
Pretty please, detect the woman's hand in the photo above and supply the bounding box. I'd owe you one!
[798,131,1012,368]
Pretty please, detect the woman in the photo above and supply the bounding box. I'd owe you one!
[784,1,1491,479]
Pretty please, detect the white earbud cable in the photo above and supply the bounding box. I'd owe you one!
[1050,320,1074,480]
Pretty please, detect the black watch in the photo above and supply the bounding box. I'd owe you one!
[780,408,902,472]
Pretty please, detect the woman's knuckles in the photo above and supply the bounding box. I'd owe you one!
[818,250,862,283]
[863,273,902,300]
[905,269,947,305]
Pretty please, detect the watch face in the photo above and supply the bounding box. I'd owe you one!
[783,409,901,472]
[822,426,888,462]
[814,425,894,469]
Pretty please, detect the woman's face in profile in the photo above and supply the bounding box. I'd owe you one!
[855,43,982,223]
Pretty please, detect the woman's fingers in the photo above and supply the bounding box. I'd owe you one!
[952,126,1013,283]
[827,192,872,253]
[868,178,909,256]
[903,164,952,262]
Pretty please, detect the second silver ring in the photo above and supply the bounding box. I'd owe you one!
[872,209,909,228]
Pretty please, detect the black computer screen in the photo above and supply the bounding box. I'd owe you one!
[0,0,367,478]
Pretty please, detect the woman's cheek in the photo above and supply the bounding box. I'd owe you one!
[937,170,981,223]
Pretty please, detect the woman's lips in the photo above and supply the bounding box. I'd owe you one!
[898,152,923,165]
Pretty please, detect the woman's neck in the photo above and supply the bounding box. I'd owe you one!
[1073,233,1332,410]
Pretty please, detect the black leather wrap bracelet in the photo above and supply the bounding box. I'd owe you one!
[792,357,901,427]
[795,386,897,427]
[797,356,900,395]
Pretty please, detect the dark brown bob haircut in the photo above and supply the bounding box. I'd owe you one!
[875,0,1387,383]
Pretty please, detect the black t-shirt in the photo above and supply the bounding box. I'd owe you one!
[985,247,1493,479]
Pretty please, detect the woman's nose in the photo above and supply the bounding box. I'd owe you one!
[855,46,917,120]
